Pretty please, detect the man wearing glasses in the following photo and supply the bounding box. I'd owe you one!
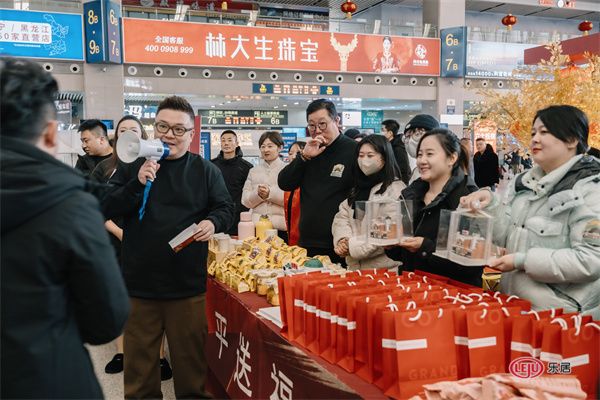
[278,99,357,264]
[102,96,234,398]
[402,114,440,183]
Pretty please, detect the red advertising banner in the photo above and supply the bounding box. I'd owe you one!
[123,18,440,75]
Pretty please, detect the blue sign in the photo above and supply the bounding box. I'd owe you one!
[253,83,274,94]
[440,27,467,78]
[252,83,340,96]
[281,132,298,158]
[200,132,211,160]
[83,0,122,64]
[361,110,384,130]
[0,9,84,60]
[319,85,340,96]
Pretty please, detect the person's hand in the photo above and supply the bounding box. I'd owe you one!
[258,184,270,200]
[193,220,215,242]
[459,189,493,211]
[398,237,424,253]
[334,237,349,257]
[488,254,516,272]
[138,160,160,185]
[302,136,327,159]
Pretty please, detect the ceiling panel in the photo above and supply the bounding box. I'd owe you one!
[533,8,600,19]
[465,1,504,12]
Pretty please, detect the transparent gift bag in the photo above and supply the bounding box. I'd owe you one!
[434,209,453,259]
[365,199,413,246]
[446,208,494,266]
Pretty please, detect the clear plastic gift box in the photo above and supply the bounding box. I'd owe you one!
[445,208,494,266]
[364,199,413,246]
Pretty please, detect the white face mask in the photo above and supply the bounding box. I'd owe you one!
[358,158,383,176]
[406,137,419,158]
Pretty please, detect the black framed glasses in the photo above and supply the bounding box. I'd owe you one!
[307,120,330,133]
[154,121,193,137]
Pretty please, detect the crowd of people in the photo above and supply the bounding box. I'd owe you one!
[2,58,599,399]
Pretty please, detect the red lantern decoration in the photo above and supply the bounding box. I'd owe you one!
[501,14,517,30]
[341,0,357,19]
[578,20,593,36]
[221,0,228,11]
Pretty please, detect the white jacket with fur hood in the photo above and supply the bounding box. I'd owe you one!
[332,180,405,270]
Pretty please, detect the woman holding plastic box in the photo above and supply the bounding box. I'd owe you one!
[385,128,482,286]
[332,135,405,270]
[460,105,600,317]
[242,131,287,241]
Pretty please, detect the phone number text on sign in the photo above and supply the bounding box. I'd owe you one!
[144,44,194,54]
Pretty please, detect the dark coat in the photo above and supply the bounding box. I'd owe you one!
[473,144,500,188]
[75,153,112,178]
[211,147,253,235]
[391,135,411,185]
[385,169,483,286]
[1,136,129,399]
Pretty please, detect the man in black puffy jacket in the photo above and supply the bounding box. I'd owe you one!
[212,130,253,235]
[381,119,411,184]
[473,139,500,190]
[0,58,129,399]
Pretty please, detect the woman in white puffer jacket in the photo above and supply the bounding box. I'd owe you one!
[242,131,287,240]
[332,135,406,270]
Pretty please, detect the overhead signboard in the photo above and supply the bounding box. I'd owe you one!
[123,18,440,75]
[466,41,537,79]
[361,110,384,130]
[252,83,339,96]
[199,110,288,126]
[0,9,84,60]
[83,0,122,63]
[440,27,467,78]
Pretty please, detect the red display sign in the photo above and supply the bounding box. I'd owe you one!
[123,18,440,76]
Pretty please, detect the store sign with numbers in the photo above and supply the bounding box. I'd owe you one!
[122,18,440,75]
[440,27,467,78]
[83,0,122,63]
[199,110,288,126]
[0,9,84,60]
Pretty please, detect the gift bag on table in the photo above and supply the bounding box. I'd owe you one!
[394,307,458,399]
[509,309,563,361]
[466,307,509,377]
[561,318,600,399]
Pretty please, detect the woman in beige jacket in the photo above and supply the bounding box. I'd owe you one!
[242,131,287,240]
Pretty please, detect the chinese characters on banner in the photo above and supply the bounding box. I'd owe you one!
[122,18,440,76]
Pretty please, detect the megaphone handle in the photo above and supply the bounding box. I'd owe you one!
[138,180,153,221]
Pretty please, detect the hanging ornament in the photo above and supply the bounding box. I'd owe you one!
[341,0,357,19]
[578,20,593,36]
[221,0,228,11]
[501,14,517,30]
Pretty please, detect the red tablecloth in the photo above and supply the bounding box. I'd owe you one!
[206,277,387,399]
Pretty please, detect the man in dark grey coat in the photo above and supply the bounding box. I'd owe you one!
[0,58,130,399]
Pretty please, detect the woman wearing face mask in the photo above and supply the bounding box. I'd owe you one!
[461,105,600,317]
[242,131,287,241]
[385,128,482,286]
[90,116,173,380]
[402,114,440,184]
[332,135,405,270]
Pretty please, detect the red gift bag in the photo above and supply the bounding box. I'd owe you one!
[394,308,458,399]
[561,320,600,399]
[466,307,508,377]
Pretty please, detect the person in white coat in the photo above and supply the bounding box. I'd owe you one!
[332,135,406,270]
[461,105,600,318]
[242,131,287,241]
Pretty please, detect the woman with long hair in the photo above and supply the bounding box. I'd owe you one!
[332,135,405,269]
[461,105,600,317]
[385,128,482,286]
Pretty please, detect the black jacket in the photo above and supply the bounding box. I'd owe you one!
[75,153,112,178]
[391,135,411,185]
[1,136,129,399]
[473,144,500,188]
[102,152,234,299]
[385,170,483,286]
[278,134,357,249]
[211,147,253,235]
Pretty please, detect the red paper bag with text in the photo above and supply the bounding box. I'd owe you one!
[376,308,403,398]
[291,272,333,346]
[452,305,473,379]
[466,307,507,377]
[561,321,600,399]
[394,308,458,399]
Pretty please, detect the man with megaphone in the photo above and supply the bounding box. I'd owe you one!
[102,96,234,399]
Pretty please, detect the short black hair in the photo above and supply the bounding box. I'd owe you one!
[290,141,306,151]
[475,138,485,142]
[259,131,284,147]
[221,129,237,138]
[534,105,589,155]
[0,57,58,142]
[306,99,337,121]
[78,119,108,137]
[157,95,195,123]
[382,119,400,136]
